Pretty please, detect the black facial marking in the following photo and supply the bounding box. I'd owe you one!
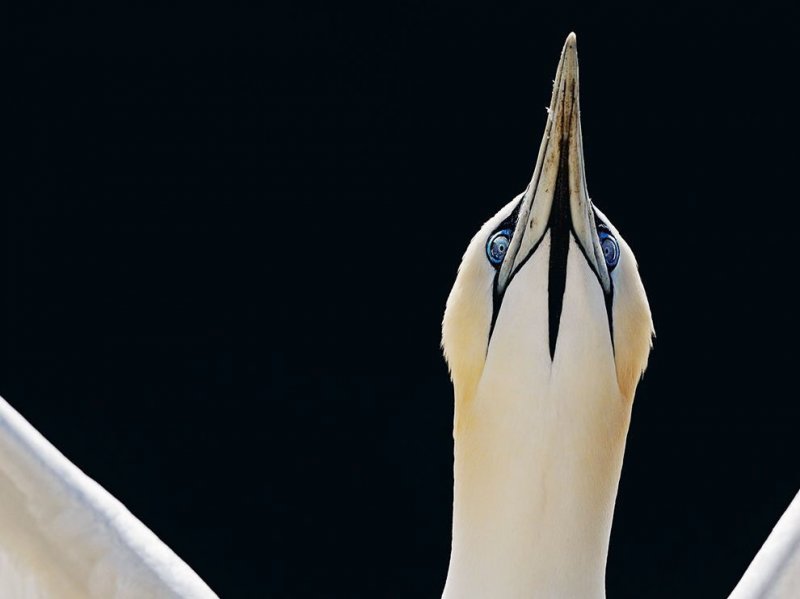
[488,192,617,357]
[594,218,616,352]
[547,141,571,359]
[488,200,522,339]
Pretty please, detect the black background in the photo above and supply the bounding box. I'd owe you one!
[8,4,800,598]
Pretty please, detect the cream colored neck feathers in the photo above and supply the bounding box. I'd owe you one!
[441,34,653,598]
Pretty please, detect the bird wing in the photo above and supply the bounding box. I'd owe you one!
[728,490,800,599]
[0,395,218,599]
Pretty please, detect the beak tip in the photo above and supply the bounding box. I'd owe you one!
[559,33,579,73]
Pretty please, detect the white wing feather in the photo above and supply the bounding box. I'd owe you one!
[0,395,218,599]
[729,490,800,599]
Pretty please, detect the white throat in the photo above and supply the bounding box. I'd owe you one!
[442,243,634,599]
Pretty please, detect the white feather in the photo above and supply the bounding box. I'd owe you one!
[729,492,800,599]
[0,396,217,599]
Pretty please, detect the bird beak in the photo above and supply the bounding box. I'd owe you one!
[497,33,610,297]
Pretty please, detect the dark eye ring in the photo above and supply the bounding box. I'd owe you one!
[486,229,512,266]
[598,229,620,270]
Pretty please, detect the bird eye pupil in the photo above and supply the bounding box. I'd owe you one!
[486,229,512,266]
[598,230,619,270]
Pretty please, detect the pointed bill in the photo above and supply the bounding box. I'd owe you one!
[497,33,610,296]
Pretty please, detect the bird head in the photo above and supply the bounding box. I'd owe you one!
[442,34,653,431]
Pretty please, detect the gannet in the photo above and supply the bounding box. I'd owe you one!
[440,33,800,599]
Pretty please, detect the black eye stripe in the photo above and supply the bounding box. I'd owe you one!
[592,211,616,352]
[485,199,522,339]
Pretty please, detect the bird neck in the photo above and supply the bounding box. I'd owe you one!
[442,379,632,599]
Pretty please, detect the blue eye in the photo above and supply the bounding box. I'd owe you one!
[599,229,620,270]
[487,229,512,266]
